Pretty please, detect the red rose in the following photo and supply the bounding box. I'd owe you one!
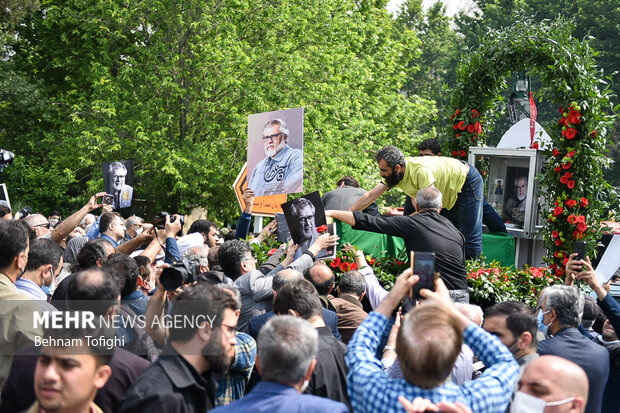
[590,130,597,138]
[555,266,565,276]
[558,106,564,114]
[559,117,567,126]
[553,206,564,216]
[573,230,583,240]
[454,108,461,117]
[552,230,559,238]
[552,149,560,157]
[562,129,567,137]
[577,215,585,223]
[567,180,576,189]
[566,128,577,139]
[531,142,539,149]
[453,124,458,130]
[562,162,572,170]
[567,150,576,157]
[565,172,573,178]
[459,150,467,158]
[554,200,559,207]
[562,257,569,266]
[580,197,589,207]
[474,121,482,134]
[368,258,376,266]
[455,134,461,138]
[340,262,349,272]
[560,175,569,184]
[350,263,358,270]
[316,225,328,233]
[567,214,577,224]
[554,166,562,173]
[452,150,457,156]
[467,124,475,133]
[471,109,480,118]
[330,257,341,268]
[457,121,466,130]
[564,199,577,208]
[267,248,277,256]
[577,222,587,233]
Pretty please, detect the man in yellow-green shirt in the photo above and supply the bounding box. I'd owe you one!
[349,145,483,259]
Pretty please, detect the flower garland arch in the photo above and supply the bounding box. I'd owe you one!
[444,19,616,276]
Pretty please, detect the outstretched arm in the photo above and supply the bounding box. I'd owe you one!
[349,182,388,211]
[51,192,106,244]
[326,210,356,226]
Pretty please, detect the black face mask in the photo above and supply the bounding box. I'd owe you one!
[385,170,404,188]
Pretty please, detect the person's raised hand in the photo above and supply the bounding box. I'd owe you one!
[165,214,182,238]
[257,220,277,241]
[565,252,583,285]
[419,277,451,308]
[242,188,255,213]
[391,268,419,300]
[398,397,438,413]
[308,233,339,255]
[102,204,113,214]
[139,226,155,242]
[88,192,107,211]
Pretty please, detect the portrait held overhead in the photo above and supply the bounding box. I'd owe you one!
[282,192,334,260]
[102,161,134,209]
[247,108,304,197]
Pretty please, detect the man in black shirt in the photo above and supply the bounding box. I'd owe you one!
[274,279,351,409]
[327,186,469,303]
[120,284,239,413]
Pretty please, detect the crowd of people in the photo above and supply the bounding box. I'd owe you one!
[0,140,618,413]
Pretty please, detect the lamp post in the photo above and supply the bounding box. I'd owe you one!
[509,71,531,123]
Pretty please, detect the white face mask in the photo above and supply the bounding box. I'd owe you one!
[135,227,143,236]
[511,391,574,413]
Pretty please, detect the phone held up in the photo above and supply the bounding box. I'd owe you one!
[101,194,114,206]
[574,241,586,262]
[409,251,438,300]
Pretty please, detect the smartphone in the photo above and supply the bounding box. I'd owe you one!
[410,251,436,299]
[102,194,114,206]
[574,241,586,261]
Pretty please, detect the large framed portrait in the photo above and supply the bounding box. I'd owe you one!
[102,160,134,209]
[503,166,529,229]
[247,107,304,197]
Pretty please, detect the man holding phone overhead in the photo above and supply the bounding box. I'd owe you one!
[327,187,469,303]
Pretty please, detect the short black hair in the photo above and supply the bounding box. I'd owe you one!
[417,138,441,155]
[188,219,217,246]
[76,238,113,271]
[338,270,367,296]
[67,268,120,317]
[103,253,140,297]
[168,283,237,343]
[0,220,30,270]
[0,204,11,217]
[26,239,64,272]
[375,145,405,169]
[99,212,118,233]
[336,176,360,188]
[48,210,61,217]
[218,240,252,280]
[42,318,114,366]
[485,301,537,347]
[274,279,323,320]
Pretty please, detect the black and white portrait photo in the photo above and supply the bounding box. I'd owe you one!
[247,107,304,197]
[282,191,335,260]
[102,161,134,209]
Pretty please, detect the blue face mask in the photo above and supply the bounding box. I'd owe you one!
[537,309,552,337]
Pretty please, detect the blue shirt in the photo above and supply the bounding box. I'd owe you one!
[213,332,256,406]
[248,145,303,197]
[15,278,56,312]
[346,312,518,413]
[99,233,119,248]
[210,381,349,413]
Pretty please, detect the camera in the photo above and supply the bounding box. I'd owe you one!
[0,149,15,172]
[160,258,201,291]
[102,194,114,206]
[154,211,185,231]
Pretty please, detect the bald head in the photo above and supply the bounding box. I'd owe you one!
[455,303,483,326]
[272,269,303,292]
[519,355,588,412]
[306,264,335,295]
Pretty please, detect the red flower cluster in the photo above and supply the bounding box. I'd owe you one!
[559,103,582,140]
[564,199,577,208]
[316,225,328,233]
[531,142,539,150]
[553,206,564,216]
[580,197,589,207]
[329,257,342,269]
[559,172,575,189]
[339,262,358,272]
[552,148,560,157]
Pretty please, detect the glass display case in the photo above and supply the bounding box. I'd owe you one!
[468,147,546,239]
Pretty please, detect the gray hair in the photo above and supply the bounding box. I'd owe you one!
[263,118,290,139]
[258,315,318,385]
[455,303,483,326]
[543,285,584,327]
[415,187,443,210]
[215,284,242,310]
[291,197,315,215]
[125,216,143,228]
[108,161,127,175]
[375,145,405,169]
[338,271,367,296]
[184,245,209,267]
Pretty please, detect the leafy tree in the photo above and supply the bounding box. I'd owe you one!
[2,0,435,221]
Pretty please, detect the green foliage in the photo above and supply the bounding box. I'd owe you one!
[466,259,559,307]
[446,18,617,277]
[1,0,435,220]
